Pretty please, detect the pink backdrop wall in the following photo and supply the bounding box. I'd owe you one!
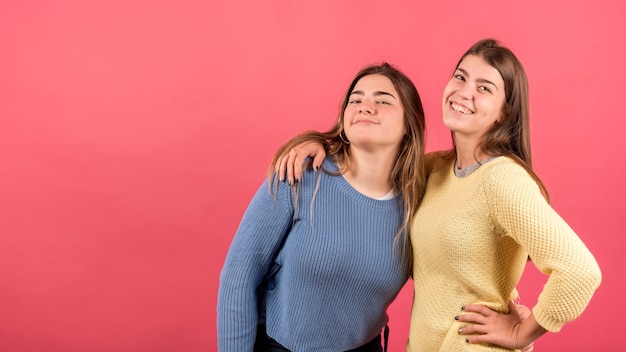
[1,1,624,351]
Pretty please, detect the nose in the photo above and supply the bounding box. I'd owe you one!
[458,83,474,100]
[359,99,375,114]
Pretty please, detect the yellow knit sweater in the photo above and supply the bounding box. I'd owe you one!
[407,152,601,351]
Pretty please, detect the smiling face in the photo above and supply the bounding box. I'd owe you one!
[442,54,506,143]
[343,74,405,151]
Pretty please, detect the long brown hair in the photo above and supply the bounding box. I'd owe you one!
[451,39,550,202]
[270,62,427,271]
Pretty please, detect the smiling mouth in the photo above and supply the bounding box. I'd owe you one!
[451,102,473,115]
[353,119,377,124]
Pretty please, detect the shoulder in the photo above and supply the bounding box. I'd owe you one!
[294,157,341,194]
[301,157,339,179]
[425,150,454,175]
[480,157,543,199]
[320,156,340,172]
[481,157,531,181]
[425,150,450,163]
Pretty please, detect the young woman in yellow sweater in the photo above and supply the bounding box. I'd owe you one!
[273,39,601,351]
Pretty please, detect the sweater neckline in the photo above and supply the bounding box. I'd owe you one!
[323,158,400,207]
[453,156,496,178]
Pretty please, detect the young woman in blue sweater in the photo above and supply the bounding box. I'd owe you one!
[217,62,427,351]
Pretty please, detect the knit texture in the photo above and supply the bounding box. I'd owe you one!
[218,158,408,352]
[407,153,601,352]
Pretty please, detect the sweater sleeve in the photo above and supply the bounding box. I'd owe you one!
[483,161,601,332]
[217,180,294,352]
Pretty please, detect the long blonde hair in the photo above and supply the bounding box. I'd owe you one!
[269,62,427,272]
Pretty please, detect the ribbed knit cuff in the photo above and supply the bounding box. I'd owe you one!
[532,305,564,333]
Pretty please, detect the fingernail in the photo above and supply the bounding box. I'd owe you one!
[458,329,463,334]
[288,181,292,186]
[461,306,465,310]
[466,339,469,343]
[295,178,299,184]
[454,316,459,320]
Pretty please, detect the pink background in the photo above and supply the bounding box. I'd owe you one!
[1,1,624,351]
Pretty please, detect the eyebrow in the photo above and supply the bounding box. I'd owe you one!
[349,90,398,100]
[456,68,499,90]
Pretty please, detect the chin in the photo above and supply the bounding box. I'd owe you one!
[442,116,456,130]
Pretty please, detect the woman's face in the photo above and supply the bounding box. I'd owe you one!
[343,74,405,151]
[442,54,506,141]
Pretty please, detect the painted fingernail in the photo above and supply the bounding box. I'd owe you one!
[461,306,465,310]
[288,181,292,186]
[458,329,463,334]
[466,339,469,343]
[295,178,299,184]
[454,316,459,320]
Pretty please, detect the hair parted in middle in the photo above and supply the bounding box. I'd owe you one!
[270,62,427,271]
[449,38,549,201]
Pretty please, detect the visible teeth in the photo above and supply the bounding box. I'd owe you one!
[451,102,472,114]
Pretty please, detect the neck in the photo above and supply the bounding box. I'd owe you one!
[453,133,490,169]
[342,146,397,198]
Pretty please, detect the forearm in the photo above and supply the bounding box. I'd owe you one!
[515,313,547,347]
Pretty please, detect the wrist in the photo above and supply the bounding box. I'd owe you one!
[517,314,547,347]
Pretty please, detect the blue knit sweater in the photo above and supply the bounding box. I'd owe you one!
[217,158,408,352]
